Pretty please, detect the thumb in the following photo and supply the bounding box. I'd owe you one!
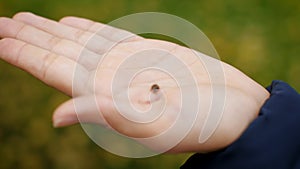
[52,96,109,127]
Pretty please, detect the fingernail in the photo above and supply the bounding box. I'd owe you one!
[53,116,78,128]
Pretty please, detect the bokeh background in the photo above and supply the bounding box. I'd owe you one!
[0,0,299,169]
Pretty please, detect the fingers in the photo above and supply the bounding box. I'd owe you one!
[53,96,110,127]
[59,16,102,32]
[12,12,116,56]
[0,16,76,56]
[59,16,143,42]
[13,12,91,45]
[0,38,88,96]
[0,16,101,69]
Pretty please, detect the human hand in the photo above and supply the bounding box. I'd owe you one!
[0,12,269,153]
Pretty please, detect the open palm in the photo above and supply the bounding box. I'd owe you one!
[0,12,269,153]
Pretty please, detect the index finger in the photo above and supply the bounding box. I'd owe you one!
[0,38,88,96]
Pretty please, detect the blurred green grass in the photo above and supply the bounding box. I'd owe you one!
[0,0,299,169]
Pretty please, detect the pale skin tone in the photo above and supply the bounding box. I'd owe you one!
[0,12,269,153]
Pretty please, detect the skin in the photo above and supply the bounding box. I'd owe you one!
[0,12,269,153]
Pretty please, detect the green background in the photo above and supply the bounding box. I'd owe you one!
[0,0,299,169]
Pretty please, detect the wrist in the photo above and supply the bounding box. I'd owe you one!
[171,61,270,153]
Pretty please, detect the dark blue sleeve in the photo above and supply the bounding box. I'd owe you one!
[181,80,300,169]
